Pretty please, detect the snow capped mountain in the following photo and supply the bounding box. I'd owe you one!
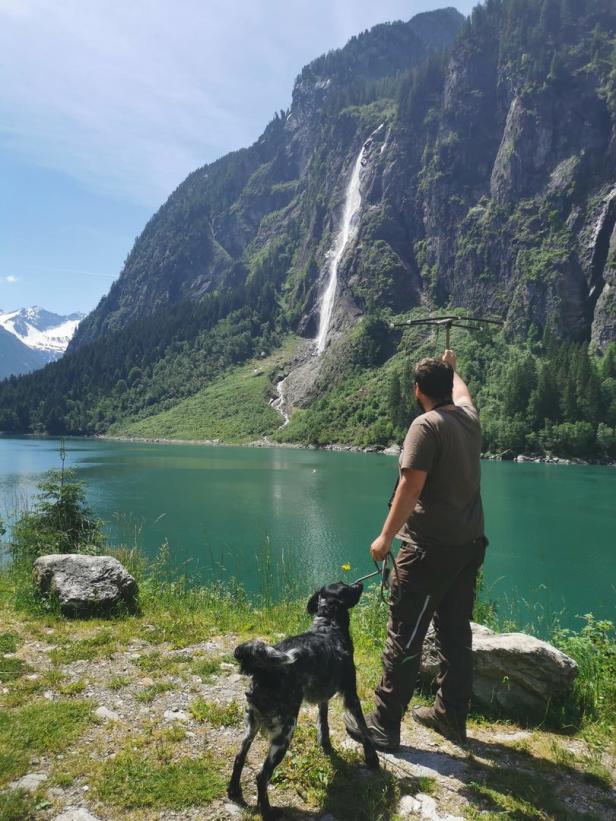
[0,306,84,358]
[0,306,85,378]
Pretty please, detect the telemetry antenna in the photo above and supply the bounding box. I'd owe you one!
[390,314,504,349]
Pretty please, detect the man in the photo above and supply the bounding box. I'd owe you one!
[345,349,486,751]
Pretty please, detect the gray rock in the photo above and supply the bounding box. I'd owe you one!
[9,771,48,792]
[53,810,101,821]
[421,622,577,722]
[398,793,463,820]
[164,708,189,722]
[33,554,138,617]
[95,706,120,721]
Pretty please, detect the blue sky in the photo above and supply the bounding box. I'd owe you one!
[0,0,476,316]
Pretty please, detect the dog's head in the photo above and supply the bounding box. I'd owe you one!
[306,581,363,624]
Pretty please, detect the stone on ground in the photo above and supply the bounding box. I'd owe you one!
[53,810,101,821]
[94,705,121,721]
[9,772,48,792]
[421,622,577,722]
[32,554,138,617]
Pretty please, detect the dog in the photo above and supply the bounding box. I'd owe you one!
[227,581,379,819]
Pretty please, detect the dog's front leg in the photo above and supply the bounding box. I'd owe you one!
[343,679,380,770]
[228,707,257,804]
[317,701,332,751]
[256,722,295,820]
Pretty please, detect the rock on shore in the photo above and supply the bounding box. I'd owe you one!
[421,622,578,722]
[33,554,138,617]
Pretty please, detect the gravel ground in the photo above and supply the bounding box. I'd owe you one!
[2,631,615,821]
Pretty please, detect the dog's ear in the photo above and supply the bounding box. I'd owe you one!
[307,589,321,614]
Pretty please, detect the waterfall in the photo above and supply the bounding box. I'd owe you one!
[270,378,289,427]
[315,124,383,354]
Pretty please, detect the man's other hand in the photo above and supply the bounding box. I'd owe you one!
[442,349,457,369]
[370,534,391,562]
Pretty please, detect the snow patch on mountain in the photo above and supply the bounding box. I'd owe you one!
[0,306,84,358]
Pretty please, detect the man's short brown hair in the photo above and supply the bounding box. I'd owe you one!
[414,358,453,401]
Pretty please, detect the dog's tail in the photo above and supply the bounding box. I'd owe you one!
[234,639,299,675]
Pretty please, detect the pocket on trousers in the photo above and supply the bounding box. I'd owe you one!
[391,546,431,610]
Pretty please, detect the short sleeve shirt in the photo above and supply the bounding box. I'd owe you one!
[397,401,484,548]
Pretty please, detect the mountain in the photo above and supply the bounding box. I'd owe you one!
[0,306,83,378]
[69,7,465,349]
[1,1,616,459]
[0,326,48,380]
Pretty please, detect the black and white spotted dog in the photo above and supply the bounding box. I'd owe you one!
[227,581,379,819]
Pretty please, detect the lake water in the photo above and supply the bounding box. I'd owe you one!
[1,435,614,632]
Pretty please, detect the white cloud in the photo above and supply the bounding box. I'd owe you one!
[0,1,470,208]
[5,275,18,284]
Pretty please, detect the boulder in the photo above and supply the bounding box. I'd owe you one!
[421,622,578,723]
[33,554,138,617]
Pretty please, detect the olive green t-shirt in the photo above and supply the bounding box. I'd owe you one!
[397,401,484,548]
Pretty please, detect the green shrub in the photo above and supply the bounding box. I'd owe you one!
[10,469,104,563]
[552,615,616,729]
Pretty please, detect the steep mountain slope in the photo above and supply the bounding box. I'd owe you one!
[1,1,616,457]
[0,326,48,379]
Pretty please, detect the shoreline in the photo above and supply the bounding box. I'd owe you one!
[98,434,616,465]
[2,431,615,465]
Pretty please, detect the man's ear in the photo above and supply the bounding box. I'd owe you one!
[307,589,321,615]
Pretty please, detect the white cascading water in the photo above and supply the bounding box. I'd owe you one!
[270,378,289,427]
[315,124,383,354]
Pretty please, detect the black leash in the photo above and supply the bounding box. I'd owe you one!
[352,552,400,605]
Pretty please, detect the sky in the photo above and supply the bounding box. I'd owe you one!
[0,0,476,316]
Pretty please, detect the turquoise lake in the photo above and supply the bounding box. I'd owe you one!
[1,435,614,632]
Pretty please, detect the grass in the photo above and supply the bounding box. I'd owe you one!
[272,724,400,819]
[135,681,174,703]
[93,751,227,810]
[49,629,115,664]
[188,698,243,726]
[107,674,132,690]
[0,668,64,709]
[0,632,18,653]
[189,655,226,680]
[0,699,93,786]
[57,678,87,696]
[0,656,31,683]
[112,338,299,443]
[0,790,39,821]
[468,764,595,819]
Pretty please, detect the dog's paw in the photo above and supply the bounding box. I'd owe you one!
[226,785,245,805]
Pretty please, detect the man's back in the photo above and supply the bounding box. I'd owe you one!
[398,401,483,548]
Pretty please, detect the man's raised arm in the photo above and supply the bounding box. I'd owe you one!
[442,349,474,408]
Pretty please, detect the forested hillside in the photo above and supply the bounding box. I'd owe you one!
[1,1,616,459]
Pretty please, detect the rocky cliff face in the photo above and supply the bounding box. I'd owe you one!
[70,8,464,349]
[71,1,616,360]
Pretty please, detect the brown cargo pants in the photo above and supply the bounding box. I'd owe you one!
[374,535,487,731]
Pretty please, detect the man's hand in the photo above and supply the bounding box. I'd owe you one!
[370,534,391,562]
[442,349,457,370]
